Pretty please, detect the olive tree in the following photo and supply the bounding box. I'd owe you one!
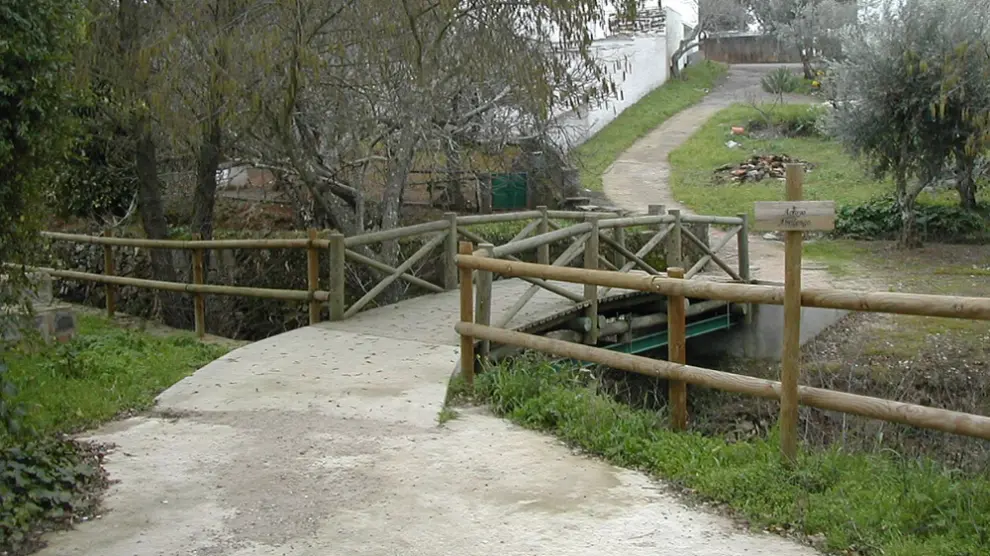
[828,0,990,247]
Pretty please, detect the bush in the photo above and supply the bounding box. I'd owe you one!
[1,361,106,555]
[835,196,989,242]
[746,104,829,138]
[760,68,802,97]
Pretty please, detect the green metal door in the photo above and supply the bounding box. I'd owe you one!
[490,172,528,210]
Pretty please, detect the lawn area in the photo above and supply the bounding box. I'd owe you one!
[2,313,230,437]
[669,103,990,220]
[574,61,727,192]
[669,104,886,217]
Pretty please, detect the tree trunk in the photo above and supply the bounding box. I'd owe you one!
[192,121,221,240]
[895,174,923,249]
[380,127,418,266]
[135,116,189,327]
[955,154,978,210]
[120,0,188,327]
[800,37,815,80]
[445,144,467,211]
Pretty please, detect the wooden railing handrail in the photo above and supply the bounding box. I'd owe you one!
[455,253,990,444]
[455,321,990,441]
[456,254,990,321]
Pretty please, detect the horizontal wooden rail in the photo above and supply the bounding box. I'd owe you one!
[456,255,990,320]
[545,210,621,220]
[457,211,542,225]
[41,231,313,250]
[343,220,450,248]
[456,322,990,441]
[39,267,328,302]
[491,222,593,258]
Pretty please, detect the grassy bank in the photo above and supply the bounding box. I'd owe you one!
[669,104,882,217]
[470,358,990,556]
[3,313,230,437]
[574,61,727,192]
[668,103,989,221]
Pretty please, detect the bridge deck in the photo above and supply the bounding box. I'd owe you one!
[318,276,649,345]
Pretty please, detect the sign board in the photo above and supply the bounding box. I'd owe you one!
[753,200,836,232]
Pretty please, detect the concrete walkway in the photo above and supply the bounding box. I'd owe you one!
[38,277,818,556]
[602,64,840,287]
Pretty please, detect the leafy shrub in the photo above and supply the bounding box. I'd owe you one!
[761,67,802,97]
[1,361,105,555]
[746,104,829,138]
[835,196,988,242]
[0,437,105,554]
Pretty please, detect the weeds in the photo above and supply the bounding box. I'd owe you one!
[3,314,229,437]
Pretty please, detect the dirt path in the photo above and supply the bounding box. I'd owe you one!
[602,64,858,288]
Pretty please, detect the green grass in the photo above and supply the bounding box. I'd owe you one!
[3,314,229,436]
[668,103,987,220]
[574,61,728,192]
[669,104,886,218]
[470,358,990,556]
[803,240,869,277]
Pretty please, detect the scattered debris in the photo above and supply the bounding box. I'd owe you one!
[731,126,745,135]
[714,155,814,183]
[725,140,741,149]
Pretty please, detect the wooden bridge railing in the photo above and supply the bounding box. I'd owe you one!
[31,206,749,338]
[463,206,751,334]
[455,253,990,452]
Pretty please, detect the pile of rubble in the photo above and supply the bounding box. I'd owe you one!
[714,155,813,183]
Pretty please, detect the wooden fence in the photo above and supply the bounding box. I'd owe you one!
[455,253,990,443]
[33,206,749,338]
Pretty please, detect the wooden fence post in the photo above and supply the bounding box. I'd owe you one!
[537,205,550,265]
[102,230,115,318]
[613,212,627,269]
[667,208,682,270]
[737,212,751,283]
[191,233,206,338]
[444,212,459,290]
[458,241,476,387]
[737,212,753,324]
[328,233,346,321]
[780,165,804,465]
[667,267,688,431]
[583,218,600,345]
[475,243,494,359]
[307,228,321,325]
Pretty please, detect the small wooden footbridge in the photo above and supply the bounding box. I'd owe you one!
[37,206,752,356]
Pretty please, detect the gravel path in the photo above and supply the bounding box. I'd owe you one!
[602,64,849,288]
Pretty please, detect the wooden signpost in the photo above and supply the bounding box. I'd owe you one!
[753,164,835,465]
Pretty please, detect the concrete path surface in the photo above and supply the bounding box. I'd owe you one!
[602,64,843,287]
[38,277,819,556]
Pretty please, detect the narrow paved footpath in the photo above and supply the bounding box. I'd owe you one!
[603,64,839,287]
[37,279,818,556]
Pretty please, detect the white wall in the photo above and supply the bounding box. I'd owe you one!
[551,1,703,149]
[552,35,669,148]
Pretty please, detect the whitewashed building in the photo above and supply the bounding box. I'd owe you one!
[552,0,700,148]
